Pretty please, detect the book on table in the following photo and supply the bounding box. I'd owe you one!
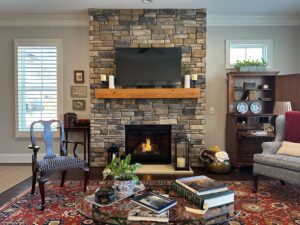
[175,175,228,196]
[172,181,234,209]
[127,206,169,222]
[131,192,177,214]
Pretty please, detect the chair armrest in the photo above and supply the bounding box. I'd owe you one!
[28,144,40,150]
[261,141,282,154]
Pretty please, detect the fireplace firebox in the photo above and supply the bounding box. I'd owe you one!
[125,125,171,164]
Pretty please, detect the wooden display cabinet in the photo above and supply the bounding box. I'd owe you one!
[226,71,279,169]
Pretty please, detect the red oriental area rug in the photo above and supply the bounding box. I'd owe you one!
[0,180,299,225]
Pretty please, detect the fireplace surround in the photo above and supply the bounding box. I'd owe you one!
[125,125,171,164]
[88,9,206,167]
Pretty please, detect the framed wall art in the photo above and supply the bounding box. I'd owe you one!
[74,70,84,83]
[71,86,87,98]
[72,100,85,111]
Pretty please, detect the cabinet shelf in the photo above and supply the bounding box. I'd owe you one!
[231,113,274,117]
[235,99,273,102]
[234,88,272,92]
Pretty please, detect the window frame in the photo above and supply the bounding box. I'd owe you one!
[225,39,273,69]
[14,39,63,138]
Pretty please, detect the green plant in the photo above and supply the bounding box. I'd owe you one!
[182,64,191,75]
[102,154,141,183]
[234,58,267,70]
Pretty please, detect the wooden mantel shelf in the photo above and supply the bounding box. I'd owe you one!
[95,88,200,99]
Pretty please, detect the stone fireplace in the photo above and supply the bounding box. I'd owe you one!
[125,125,171,164]
[88,9,206,167]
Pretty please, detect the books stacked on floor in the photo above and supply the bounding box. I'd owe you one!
[129,192,176,222]
[171,175,234,210]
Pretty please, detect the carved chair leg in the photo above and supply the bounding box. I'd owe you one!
[252,174,259,193]
[83,170,89,192]
[38,175,47,210]
[60,170,67,187]
[280,180,286,185]
[31,171,37,195]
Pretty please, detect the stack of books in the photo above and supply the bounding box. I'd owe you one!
[171,175,234,211]
[128,192,177,223]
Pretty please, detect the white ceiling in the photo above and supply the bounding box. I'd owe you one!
[0,0,300,16]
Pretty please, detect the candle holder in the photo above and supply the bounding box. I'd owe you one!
[107,143,119,164]
[191,74,198,88]
[174,134,190,171]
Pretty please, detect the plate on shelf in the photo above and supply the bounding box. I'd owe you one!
[236,102,248,114]
[250,101,262,114]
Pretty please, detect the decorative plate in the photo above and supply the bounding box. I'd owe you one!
[250,101,262,114]
[236,102,249,114]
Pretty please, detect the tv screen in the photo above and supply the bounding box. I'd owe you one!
[116,48,181,87]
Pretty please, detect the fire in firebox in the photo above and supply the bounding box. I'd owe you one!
[135,138,159,153]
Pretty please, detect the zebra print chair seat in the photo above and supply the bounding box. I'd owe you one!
[29,120,89,210]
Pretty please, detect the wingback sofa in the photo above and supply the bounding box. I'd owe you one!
[252,115,300,192]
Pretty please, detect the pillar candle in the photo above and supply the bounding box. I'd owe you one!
[191,74,198,81]
[109,75,115,89]
[100,75,107,81]
[177,157,186,168]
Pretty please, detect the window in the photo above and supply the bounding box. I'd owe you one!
[15,39,62,137]
[226,40,273,69]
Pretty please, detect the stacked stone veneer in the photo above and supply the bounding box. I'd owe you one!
[88,9,206,167]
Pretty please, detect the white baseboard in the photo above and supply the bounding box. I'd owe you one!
[0,153,85,163]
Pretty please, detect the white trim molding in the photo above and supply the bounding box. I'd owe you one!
[207,15,300,26]
[0,14,89,27]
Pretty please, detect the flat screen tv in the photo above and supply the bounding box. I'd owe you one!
[116,48,181,87]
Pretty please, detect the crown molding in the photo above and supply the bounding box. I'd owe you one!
[0,14,89,27]
[207,15,300,26]
[0,14,299,27]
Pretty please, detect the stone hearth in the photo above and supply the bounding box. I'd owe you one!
[88,9,206,167]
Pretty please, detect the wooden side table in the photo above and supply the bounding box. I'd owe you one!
[64,126,90,165]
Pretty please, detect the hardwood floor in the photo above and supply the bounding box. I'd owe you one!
[0,166,256,207]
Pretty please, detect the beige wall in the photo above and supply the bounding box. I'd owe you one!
[0,26,89,162]
[206,26,299,150]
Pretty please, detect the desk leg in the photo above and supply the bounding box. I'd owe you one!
[83,131,87,161]
[87,130,90,166]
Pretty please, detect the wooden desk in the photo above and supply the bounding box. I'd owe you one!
[64,126,90,165]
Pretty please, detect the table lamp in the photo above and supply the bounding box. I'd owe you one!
[273,101,292,115]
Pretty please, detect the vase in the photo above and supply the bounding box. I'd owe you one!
[114,178,135,196]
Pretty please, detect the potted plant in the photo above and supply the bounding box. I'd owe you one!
[103,154,141,195]
[234,58,267,72]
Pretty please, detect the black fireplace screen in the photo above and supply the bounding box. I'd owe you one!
[125,125,171,164]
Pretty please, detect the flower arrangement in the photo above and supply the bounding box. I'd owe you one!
[102,154,141,183]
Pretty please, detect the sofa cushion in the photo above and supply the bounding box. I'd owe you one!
[277,141,300,157]
[253,153,300,172]
[285,111,300,143]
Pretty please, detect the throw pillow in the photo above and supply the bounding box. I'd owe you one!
[284,111,300,143]
[277,141,300,157]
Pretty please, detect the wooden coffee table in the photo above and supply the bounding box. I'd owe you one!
[75,182,234,225]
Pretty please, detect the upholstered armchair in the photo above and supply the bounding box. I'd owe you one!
[253,115,300,192]
[29,120,89,210]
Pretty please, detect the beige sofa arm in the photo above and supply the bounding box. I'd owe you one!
[261,141,282,154]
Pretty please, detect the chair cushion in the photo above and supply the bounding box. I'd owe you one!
[38,156,87,172]
[284,111,300,143]
[254,153,300,172]
[277,141,300,157]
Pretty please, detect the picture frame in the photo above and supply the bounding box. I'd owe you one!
[74,70,84,83]
[72,100,85,111]
[71,86,87,98]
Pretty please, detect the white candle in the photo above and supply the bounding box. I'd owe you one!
[184,75,190,88]
[191,74,198,81]
[100,75,107,81]
[109,75,115,89]
[112,153,116,160]
[177,157,186,168]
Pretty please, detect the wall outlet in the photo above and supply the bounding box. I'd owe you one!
[209,107,215,114]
